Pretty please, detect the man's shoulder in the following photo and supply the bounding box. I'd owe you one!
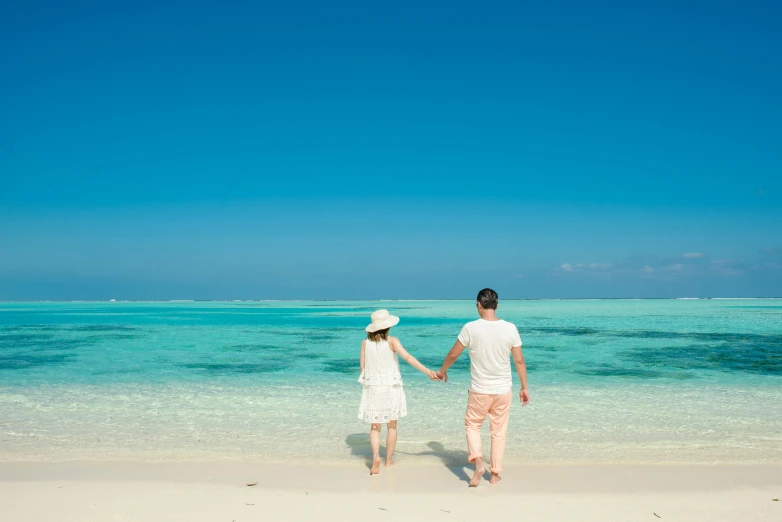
[461,319,521,332]
[494,320,521,338]
[461,319,483,329]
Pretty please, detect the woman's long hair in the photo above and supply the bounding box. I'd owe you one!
[367,328,390,342]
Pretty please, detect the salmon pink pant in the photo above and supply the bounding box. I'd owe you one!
[464,390,512,473]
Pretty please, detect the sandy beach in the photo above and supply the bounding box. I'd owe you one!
[1,461,780,521]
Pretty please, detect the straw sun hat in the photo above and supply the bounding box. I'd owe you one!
[365,309,400,333]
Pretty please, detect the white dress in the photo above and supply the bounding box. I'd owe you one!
[358,339,408,423]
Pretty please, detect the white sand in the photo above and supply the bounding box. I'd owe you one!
[1,461,780,521]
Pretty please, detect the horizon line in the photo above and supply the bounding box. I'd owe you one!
[1,297,780,304]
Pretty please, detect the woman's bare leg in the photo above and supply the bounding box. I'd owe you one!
[385,421,397,466]
[369,423,382,474]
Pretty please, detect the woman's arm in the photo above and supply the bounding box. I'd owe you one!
[360,340,366,373]
[390,337,439,380]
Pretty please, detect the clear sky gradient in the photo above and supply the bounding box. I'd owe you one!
[1,1,781,299]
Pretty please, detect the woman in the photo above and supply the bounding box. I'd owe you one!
[358,309,438,474]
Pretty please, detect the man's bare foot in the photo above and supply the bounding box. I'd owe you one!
[370,457,381,475]
[489,472,502,484]
[469,468,485,487]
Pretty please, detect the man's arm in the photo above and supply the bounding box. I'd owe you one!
[511,345,530,405]
[437,340,466,383]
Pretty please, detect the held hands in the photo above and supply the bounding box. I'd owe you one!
[436,370,448,383]
[520,389,530,406]
[425,369,442,381]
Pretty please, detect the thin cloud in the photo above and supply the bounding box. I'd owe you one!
[710,259,744,276]
[557,262,613,276]
[556,248,779,280]
[759,247,782,270]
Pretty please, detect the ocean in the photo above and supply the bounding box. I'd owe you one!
[1,299,780,464]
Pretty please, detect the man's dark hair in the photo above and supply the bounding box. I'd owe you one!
[477,288,498,310]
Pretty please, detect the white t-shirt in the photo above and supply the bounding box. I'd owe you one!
[458,319,522,395]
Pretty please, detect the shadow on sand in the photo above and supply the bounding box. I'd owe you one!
[345,435,477,484]
[345,433,375,470]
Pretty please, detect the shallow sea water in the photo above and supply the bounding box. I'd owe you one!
[1,300,780,464]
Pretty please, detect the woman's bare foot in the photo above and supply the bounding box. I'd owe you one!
[385,459,395,467]
[370,457,381,475]
[469,468,485,487]
[489,472,502,484]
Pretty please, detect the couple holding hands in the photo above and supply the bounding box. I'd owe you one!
[358,288,530,487]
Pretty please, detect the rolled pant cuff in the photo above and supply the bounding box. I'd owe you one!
[468,453,482,463]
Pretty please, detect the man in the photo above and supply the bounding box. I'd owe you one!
[437,288,530,487]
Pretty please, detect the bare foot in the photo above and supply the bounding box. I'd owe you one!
[370,457,381,475]
[385,459,395,467]
[489,473,502,484]
[469,468,485,487]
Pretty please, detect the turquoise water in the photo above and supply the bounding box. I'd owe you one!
[1,300,781,464]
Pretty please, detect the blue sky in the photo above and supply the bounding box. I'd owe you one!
[1,1,781,299]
